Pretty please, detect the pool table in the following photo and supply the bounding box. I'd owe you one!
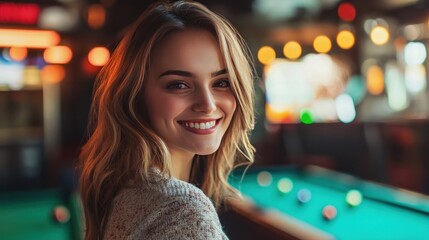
[0,189,83,240]
[227,165,429,240]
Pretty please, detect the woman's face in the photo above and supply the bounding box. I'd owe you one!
[143,29,236,160]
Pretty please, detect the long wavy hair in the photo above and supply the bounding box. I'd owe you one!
[79,1,255,239]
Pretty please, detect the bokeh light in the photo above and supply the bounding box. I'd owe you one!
[283,41,302,60]
[266,104,294,123]
[87,4,106,29]
[367,65,385,95]
[336,94,356,123]
[23,66,41,86]
[404,42,426,66]
[405,65,426,93]
[257,46,276,65]
[88,47,110,66]
[403,24,422,41]
[336,30,355,49]
[0,2,40,25]
[39,6,79,31]
[41,65,66,83]
[300,109,314,124]
[385,62,408,111]
[44,46,73,64]
[313,35,332,53]
[338,3,356,22]
[0,29,60,48]
[370,26,389,45]
[345,75,365,105]
[9,47,27,61]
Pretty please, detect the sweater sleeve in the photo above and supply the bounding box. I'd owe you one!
[131,190,228,240]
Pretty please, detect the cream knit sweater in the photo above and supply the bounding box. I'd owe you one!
[104,171,229,240]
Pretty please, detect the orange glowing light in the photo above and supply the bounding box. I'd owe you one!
[88,47,110,66]
[367,65,384,95]
[87,4,106,29]
[336,30,355,50]
[313,35,332,53]
[44,45,73,64]
[0,28,60,48]
[266,104,295,123]
[41,65,65,83]
[9,47,27,61]
[257,46,276,65]
[283,41,302,60]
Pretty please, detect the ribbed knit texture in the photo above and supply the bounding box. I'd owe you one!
[104,170,229,240]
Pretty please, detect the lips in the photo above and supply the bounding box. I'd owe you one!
[178,119,220,134]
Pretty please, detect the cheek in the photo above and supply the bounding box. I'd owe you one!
[230,93,237,113]
[222,94,237,118]
[145,94,185,124]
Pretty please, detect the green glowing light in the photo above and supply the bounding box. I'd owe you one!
[300,109,314,124]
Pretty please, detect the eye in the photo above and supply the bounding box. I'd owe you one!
[213,79,230,88]
[166,81,189,90]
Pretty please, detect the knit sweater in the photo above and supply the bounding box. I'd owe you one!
[104,171,229,240]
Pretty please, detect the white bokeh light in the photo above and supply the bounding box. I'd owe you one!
[335,94,356,123]
[404,42,426,66]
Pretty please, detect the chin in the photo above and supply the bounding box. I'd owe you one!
[192,145,221,156]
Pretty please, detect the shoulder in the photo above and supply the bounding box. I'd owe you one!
[156,178,219,222]
[107,176,211,218]
[104,178,228,240]
[146,178,228,239]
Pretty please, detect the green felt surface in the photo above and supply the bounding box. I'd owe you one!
[0,189,82,240]
[229,166,429,240]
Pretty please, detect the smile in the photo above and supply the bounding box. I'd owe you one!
[184,120,216,129]
[178,119,220,134]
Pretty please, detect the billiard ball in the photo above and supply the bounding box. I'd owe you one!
[257,171,273,187]
[53,205,70,224]
[277,178,293,194]
[297,189,312,203]
[346,189,363,207]
[322,205,337,220]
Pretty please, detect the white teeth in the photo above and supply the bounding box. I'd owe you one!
[182,120,216,130]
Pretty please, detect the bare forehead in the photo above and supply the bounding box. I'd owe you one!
[151,28,223,64]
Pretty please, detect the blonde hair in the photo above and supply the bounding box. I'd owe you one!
[79,1,255,239]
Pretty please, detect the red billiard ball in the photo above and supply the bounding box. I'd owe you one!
[53,205,70,224]
[322,205,337,220]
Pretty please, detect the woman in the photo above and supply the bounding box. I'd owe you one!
[79,1,255,239]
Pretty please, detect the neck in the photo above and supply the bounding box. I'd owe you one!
[170,149,194,182]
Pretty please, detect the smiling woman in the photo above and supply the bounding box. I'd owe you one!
[144,29,237,175]
[78,1,255,240]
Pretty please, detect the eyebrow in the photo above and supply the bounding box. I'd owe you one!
[158,69,227,78]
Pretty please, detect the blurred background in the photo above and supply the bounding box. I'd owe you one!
[1,0,429,238]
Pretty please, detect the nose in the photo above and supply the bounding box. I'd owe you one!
[192,88,216,114]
